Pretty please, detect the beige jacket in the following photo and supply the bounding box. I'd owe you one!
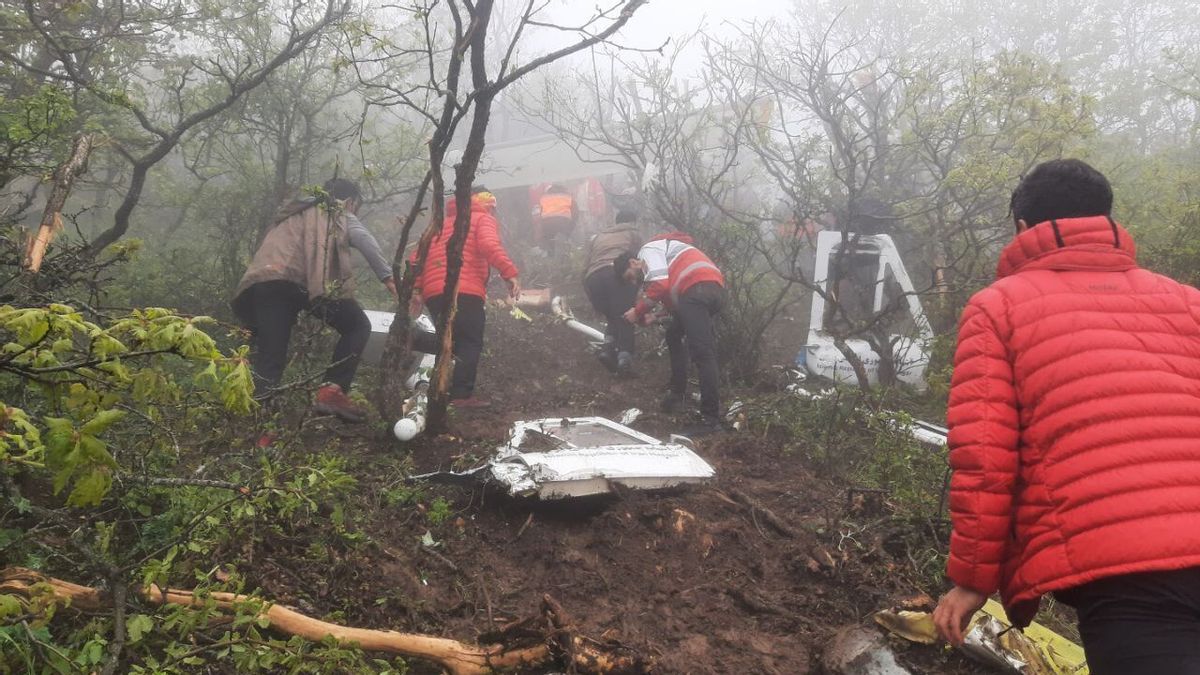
[583,222,642,279]
[232,200,354,320]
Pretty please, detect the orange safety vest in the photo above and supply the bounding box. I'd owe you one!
[538,193,574,219]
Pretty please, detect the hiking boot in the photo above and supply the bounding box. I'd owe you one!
[616,351,634,376]
[313,384,368,422]
[597,348,618,373]
[450,396,491,409]
[660,392,687,414]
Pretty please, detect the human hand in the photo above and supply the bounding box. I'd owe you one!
[385,277,399,299]
[408,292,423,317]
[506,277,521,302]
[933,585,987,646]
[623,308,639,324]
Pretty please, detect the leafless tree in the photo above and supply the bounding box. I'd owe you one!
[347,0,649,432]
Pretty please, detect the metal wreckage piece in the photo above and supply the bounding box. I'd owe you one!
[411,417,716,500]
[362,310,437,441]
[873,599,1088,675]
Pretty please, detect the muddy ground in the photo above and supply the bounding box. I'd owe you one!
[234,276,989,675]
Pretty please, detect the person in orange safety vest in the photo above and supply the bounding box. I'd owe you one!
[533,184,578,255]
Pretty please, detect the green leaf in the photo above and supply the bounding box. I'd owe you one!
[0,594,22,619]
[80,409,126,436]
[126,614,153,643]
[66,468,112,507]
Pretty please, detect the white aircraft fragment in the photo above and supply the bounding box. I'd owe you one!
[802,230,933,390]
[408,417,716,499]
[489,417,716,499]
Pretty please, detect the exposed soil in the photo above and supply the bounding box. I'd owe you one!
[245,283,979,674]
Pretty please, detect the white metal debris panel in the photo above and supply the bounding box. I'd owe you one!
[490,417,716,499]
[362,310,436,364]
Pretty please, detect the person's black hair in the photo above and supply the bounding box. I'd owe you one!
[615,208,638,224]
[1010,159,1112,228]
[613,252,636,280]
[323,178,361,203]
[547,184,568,194]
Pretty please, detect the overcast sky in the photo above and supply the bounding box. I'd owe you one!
[523,0,794,76]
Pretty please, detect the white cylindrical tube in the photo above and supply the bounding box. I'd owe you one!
[565,317,606,342]
[551,295,607,342]
[395,339,436,442]
[393,384,428,442]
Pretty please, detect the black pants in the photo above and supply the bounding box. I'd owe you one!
[666,282,724,418]
[246,280,371,393]
[538,216,574,256]
[584,267,637,355]
[419,293,486,399]
[1056,567,1200,675]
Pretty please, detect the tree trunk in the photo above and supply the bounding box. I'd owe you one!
[425,3,498,434]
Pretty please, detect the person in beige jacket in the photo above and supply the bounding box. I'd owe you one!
[581,209,642,374]
[232,178,396,423]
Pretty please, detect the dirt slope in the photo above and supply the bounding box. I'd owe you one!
[250,299,976,674]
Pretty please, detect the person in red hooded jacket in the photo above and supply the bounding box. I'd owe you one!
[615,232,726,432]
[411,186,520,408]
[933,159,1200,674]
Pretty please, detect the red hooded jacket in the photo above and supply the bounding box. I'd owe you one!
[947,215,1200,626]
[632,232,724,317]
[414,195,519,299]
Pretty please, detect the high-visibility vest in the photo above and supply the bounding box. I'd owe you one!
[538,193,574,219]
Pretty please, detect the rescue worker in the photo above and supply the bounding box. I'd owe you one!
[232,178,396,422]
[933,159,1200,674]
[582,208,642,374]
[615,233,726,430]
[412,186,520,408]
[533,183,577,255]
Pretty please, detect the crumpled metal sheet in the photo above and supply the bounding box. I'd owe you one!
[490,417,716,499]
[873,599,1088,675]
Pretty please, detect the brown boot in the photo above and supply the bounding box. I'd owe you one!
[313,384,367,422]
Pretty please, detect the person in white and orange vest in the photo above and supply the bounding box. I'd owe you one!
[616,232,727,434]
[532,184,577,255]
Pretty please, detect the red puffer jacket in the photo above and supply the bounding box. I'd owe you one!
[947,215,1200,627]
[415,195,519,299]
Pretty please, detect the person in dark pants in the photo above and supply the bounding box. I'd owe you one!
[411,187,520,407]
[1056,568,1200,675]
[932,159,1200,674]
[662,281,724,416]
[418,293,487,400]
[616,232,726,431]
[232,178,397,423]
[533,183,578,256]
[581,209,642,374]
[242,280,371,398]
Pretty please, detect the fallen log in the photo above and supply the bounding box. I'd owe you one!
[1,567,651,674]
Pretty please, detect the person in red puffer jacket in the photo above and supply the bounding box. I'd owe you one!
[933,159,1200,675]
[411,186,520,408]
